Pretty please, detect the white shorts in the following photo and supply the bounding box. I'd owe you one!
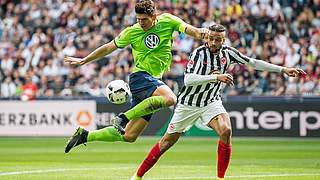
[167,101,227,134]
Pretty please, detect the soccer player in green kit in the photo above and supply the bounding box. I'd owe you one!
[64,0,209,153]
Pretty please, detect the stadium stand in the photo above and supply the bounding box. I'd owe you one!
[0,0,319,98]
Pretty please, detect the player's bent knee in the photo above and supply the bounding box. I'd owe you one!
[163,139,175,148]
[165,95,177,107]
[159,138,176,152]
[221,127,232,138]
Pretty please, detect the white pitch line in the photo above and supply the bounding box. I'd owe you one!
[0,167,134,176]
[1,168,319,179]
[149,173,320,179]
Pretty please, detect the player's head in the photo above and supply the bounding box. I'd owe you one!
[135,0,156,32]
[25,73,33,84]
[207,24,226,55]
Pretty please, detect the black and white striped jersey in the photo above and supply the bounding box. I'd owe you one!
[177,44,251,107]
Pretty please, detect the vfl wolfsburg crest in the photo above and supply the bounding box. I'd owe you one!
[156,24,162,30]
[144,33,160,49]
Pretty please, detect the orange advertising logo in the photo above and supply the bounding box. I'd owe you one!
[76,111,93,126]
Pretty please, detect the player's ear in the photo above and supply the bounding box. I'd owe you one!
[222,32,226,44]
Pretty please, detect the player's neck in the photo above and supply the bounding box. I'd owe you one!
[143,19,157,32]
[151,19,157,29]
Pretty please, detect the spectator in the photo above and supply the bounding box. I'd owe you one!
[285,77,298,95]
[285,47,300,68]
[60,81,73,97]
[30,28,46,46]
[270,76,285,96]
[178,34,194,53]
[0,1,319,98]
[89,77,103,97]
[51,76,64,95]
[75,76,90,96]
[30,42,43,67]
[62,40,76,57]
[43,59,58,77]
[299,75,316,96]
[227,23,240,46]
[1,54,13,75]
[1,76,16,97]
[234,75,246,95]
[16,58,27,76]
[20,73,37,101]
[270,49,285,66]
[313,78,320,96]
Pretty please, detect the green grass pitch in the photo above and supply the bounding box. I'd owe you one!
[0,137,319,180]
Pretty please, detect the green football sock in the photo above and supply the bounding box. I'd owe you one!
[124,96,166,120]
[87,126,124,142]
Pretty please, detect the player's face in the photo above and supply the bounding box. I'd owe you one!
[136,13,156,32]
[207,31,225,55]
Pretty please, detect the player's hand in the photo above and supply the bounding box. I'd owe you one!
[282,67,306,77]
[64,56,87,66]
[199,28,210,40]
[217,74,234,86]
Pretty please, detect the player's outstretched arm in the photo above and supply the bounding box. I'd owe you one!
[184,73,234,86]
[281,67,306,77]
[247,59,307,77]
[184,25,210,40]
[64,41,118,66]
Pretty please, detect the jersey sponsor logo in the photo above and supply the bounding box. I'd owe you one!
[144,33,160,49]
[220,57,227,66]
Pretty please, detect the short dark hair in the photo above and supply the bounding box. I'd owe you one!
[208,24,226,32]
[135,0,155,17]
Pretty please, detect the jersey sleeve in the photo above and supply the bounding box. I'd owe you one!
[226,46,282,72]
[163,13,187,33]
[185,48,202,74]
[113,27,132,48]
[225,46,249,64]
[184,73,218,86]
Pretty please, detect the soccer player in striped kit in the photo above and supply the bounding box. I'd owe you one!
[130,24,305,180]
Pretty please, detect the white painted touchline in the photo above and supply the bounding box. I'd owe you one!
[1,168,319,179]
[149,173,320,179]
[0,167,134,176]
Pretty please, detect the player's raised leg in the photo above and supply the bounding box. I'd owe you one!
[131,132,181,179]
[65,127,89,153]
[208,113,232,180]
[113,84,177,134]
[65,118,148,153]
[122,117,148,142]
[65,76,176,153]
[65,126,125,153]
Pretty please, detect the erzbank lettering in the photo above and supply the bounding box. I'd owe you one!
[0,113,72,126]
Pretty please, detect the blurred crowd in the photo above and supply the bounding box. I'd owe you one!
[0,0,320,99]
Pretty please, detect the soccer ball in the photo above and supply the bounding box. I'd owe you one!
[105,80,131,104]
